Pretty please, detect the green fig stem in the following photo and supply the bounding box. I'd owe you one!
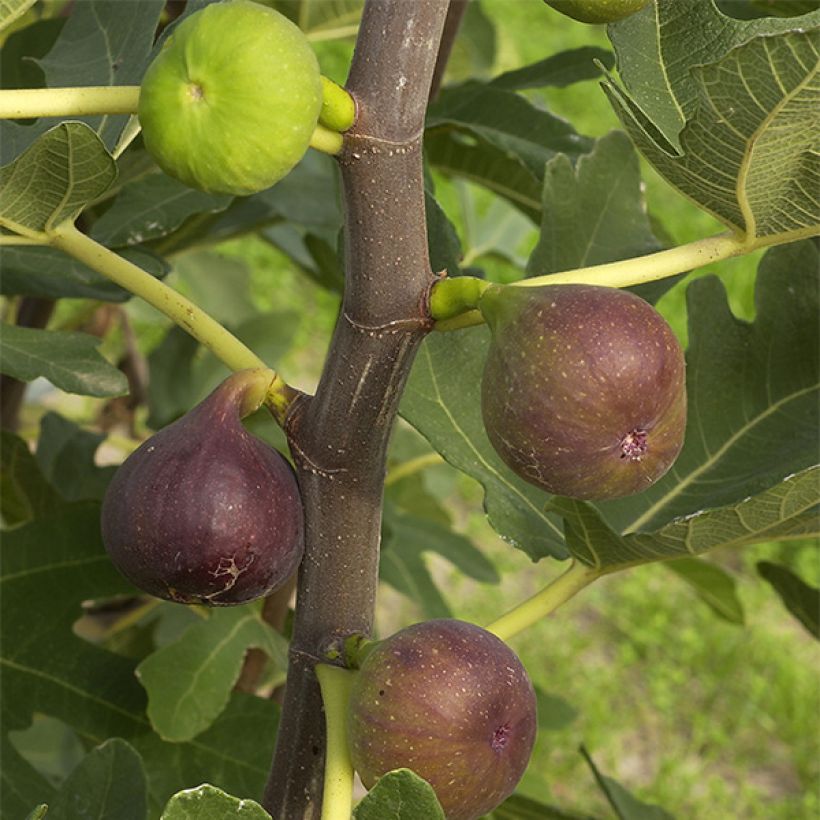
[319,76,356,132]
[309,123,345,156]
[0,86,140,118]
[315,664,356,820]
[429,231,779,330]
[485,561,600,642]
[47,221,299,424]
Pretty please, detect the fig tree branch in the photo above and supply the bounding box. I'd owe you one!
[261,1,449,815]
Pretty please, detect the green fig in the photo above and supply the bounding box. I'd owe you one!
[348,619,537,820]
[138,0,322,196]
[480,284,686,500]
[101,369,304,605]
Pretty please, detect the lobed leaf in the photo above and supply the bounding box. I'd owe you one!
[136,603,288,743]
[757,560,820,638]
[400,326,568,561]
[607,0,820,148]
[604,29,820,238]
[490,47,615,92]
[663,557,745,624]
[0,122,116,235]
[553,466,818,572]
[0,244,168,302]
[0,323,127,397]
[0,502,279,815]
[160,783,270,820]
[0,0,36,34]
[353,768,445,820]
[47,738,148,820]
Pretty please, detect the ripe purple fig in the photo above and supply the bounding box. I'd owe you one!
[480,284,686,500]
[101,369,304,605]
[347,619,537,820]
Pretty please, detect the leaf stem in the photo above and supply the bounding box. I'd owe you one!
[316,664,356,820]
[319,77,357,133]
[0,86,140,118]
[47,221,298,424]
[310,124,345,156]
[430,231,753,328]
[485,561,599,642]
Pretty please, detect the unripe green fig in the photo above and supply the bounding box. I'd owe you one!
[348,619,537,820]
[138,0,322,196]
[544,0,650,24]
[101,369,304,605]
[480,284,686,500]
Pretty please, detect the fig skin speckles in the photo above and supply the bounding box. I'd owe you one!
[480,284,686,500]
[101,372,304,606]
[347,619,537,820]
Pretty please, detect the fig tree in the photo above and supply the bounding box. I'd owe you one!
[138,0,323,195]
[480,284,686,500]
[347,619,537,820]
[544,0,650,24]
[101,369,304,605]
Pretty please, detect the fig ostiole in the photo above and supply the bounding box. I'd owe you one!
[480,283,686,500]
[138,0,323,196]
[101,369,304,606]
[347,619,537,820]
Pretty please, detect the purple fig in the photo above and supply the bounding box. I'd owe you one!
[480,284,686,500]
[347,619,537,820]
[101,369,304,605]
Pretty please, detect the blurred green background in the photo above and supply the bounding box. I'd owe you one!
[14,1,818,818]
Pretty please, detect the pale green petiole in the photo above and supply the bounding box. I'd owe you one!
[48,221,298,424]
[485,561,600,642]
[316,664,357,820]
[431,231,760,329]
[0,86,140,118]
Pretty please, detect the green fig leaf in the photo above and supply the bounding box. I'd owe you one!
[400,326,568,561]
[0,323,127,398]
[552,465,818,572]
[757,560,820,638]
[490,46,615,91]
[2,735,56,820]
[160,783,270,820]
[0,244,168,302]
[353,768,446,820]
[428,83,593,181]
[527,131,664,294]
[47,739,147,820]
[488,792,596,819]
[0,430,61,527]
[136,602,288,743]
[425,130,543,222]
[0,122,116,235]
[35,412,115,502]
[663,557,745,624]
[90,173,232,248]
[581,746,676,820]
[603,28,820,238]
[381,504,500,619]
[0,0,37,35]
[0,502,280,816]
[607,0,820,147]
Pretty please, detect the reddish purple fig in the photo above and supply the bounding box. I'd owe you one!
[101,369,303,606]
[347,619,537,820]
[480,284,686,500]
